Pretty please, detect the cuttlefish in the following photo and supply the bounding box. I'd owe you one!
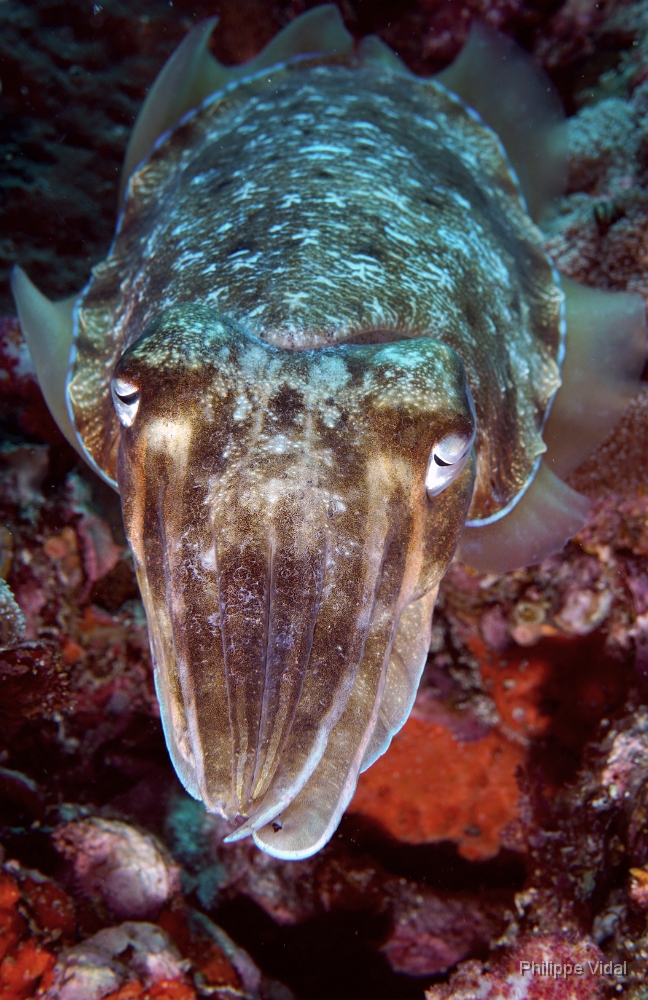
[12,5,647,859]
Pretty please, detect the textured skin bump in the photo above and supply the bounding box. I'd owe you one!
[69,59,562,520]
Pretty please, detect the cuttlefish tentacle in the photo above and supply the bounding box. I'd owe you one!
[360,583,440,772]
[11,7,647,861]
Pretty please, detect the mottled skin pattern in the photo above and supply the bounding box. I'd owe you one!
[64,48,564,856]
[115,307,474,851]
[70,59,562,520]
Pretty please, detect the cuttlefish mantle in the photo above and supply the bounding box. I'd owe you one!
[12,4,647,860]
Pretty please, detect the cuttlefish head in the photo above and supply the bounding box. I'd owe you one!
[112,304,475,858]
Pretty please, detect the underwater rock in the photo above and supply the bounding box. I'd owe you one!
[158,902,295,1000]
[541,0,648,303]
[4,861,77,945]
[0,382,159,798]
[0,316,62,444]
[0,642,71,741]
[53,819,181,921]
[0,578,25,648]
[381,882,505,976]
[0,769,44,826]
[42,921,190,1000]
[0,850,290,1000]
[0,444,48,509]
[488,705,648,995]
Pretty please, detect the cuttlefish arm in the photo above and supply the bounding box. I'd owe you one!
[112,306,475,859]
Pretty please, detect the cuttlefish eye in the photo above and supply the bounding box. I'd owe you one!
[111,377,140,428]
[425,430,475,498]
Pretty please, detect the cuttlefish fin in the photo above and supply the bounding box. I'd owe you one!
[458,461,590,574]
[357,35,413,76]
[437,23,566,222]
[119,6,353,205]
[119,17,224,205]
[238,4,352,76]
[543,277,647,479]
[10,266,85,459]
[459,277,647,574]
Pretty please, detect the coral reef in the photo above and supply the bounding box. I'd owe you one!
[0,843,292,1000]
[2,0,648,996]
[425,938,608,1000]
